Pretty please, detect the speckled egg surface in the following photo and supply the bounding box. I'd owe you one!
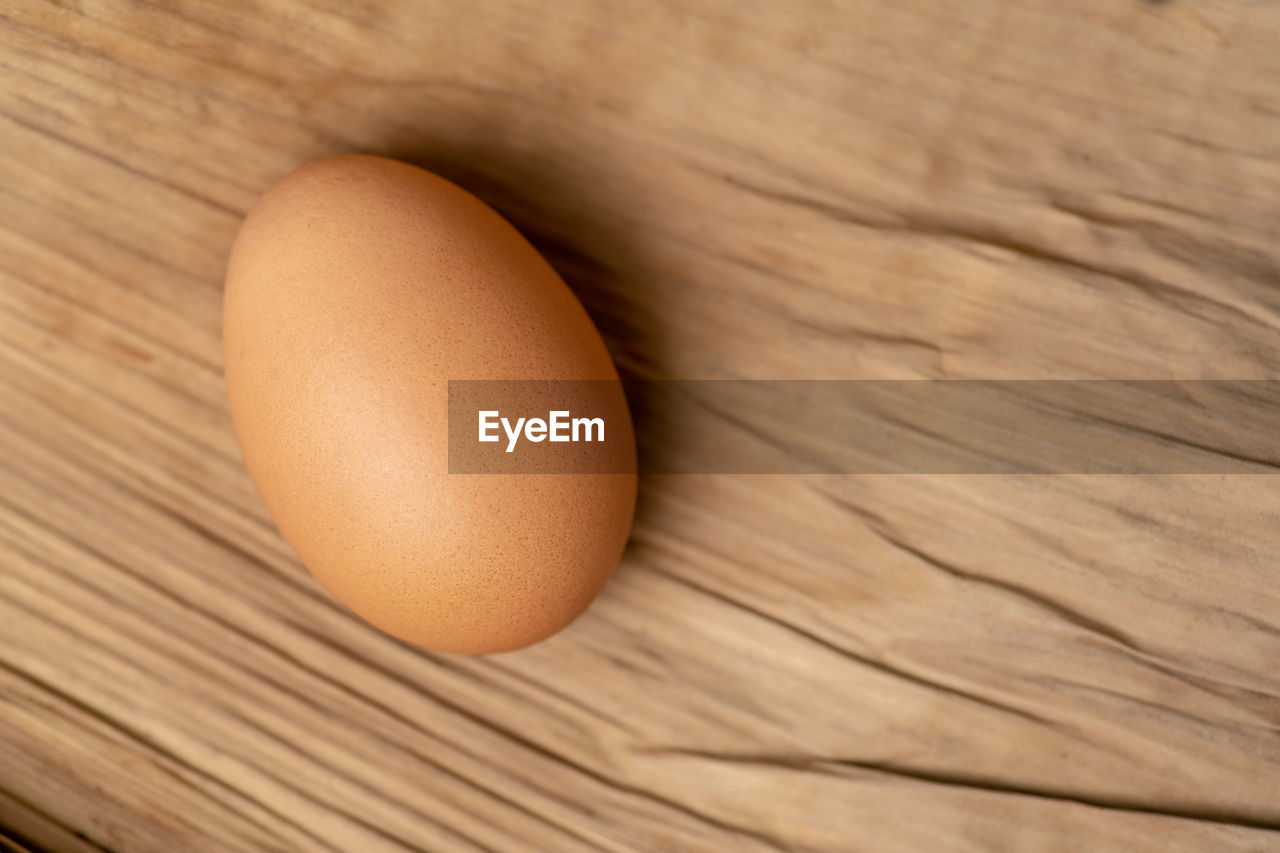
[222,155,637,654]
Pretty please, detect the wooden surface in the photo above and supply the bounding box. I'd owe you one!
[2,1,1280,850]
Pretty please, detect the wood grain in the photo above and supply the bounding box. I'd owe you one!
[2,0,1280,850]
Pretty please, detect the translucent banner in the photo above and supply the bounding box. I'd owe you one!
[447,380,1280,474]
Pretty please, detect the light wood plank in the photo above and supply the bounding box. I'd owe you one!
[2,0,1279,849]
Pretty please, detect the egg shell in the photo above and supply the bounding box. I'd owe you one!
[222,155,637,654]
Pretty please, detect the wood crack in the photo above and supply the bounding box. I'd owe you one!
[638,747,1280,831]
[646,560,1056,728]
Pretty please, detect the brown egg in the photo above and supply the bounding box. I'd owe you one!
[222,155,636,654]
